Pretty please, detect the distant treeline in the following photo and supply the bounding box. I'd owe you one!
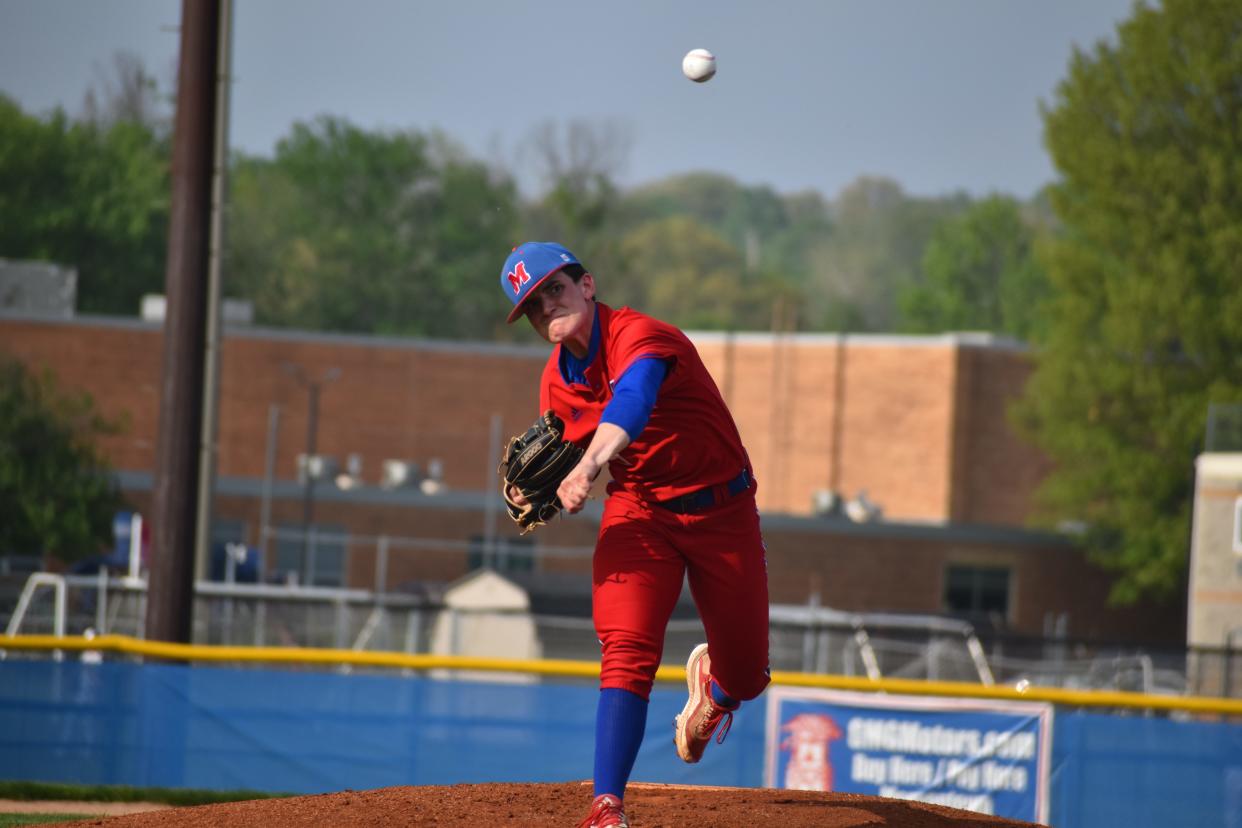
[0,78,1051,344]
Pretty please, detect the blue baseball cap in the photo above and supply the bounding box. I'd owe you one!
[500,241,580,323]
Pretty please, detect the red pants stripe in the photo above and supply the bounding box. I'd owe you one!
[592,486,771,701]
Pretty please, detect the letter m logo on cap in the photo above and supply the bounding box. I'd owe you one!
[507,261,531,295]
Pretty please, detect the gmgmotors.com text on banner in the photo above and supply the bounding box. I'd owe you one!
[764,687,1053,823]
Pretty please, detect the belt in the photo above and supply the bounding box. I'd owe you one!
[654,469,752,515]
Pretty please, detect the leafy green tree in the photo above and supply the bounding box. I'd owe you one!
[899,195,1050,340]
[610,216,767,330]
[227,117,520,339]
[510,120,633,333]
[610,172,980,334]
[0,94,170,315]
[0,356,124,563]
[620,173,830,282]
[623,173,787,249]
[804,177,969,332]
[612,173,830,332]
[80,50,172,133]
[1018,0,1242,603]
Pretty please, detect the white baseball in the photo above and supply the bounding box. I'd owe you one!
[682,48,716,83]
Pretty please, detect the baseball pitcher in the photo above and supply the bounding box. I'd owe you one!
[497,241,771,828]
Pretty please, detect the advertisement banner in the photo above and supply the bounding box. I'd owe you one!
[764,687,1053,824]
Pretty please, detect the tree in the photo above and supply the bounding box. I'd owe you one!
[227,117,520,339]
[1017,0,1242,603]
[803,177,969,332]
[623,173,786,247]
[613,173,837,332]
[0,94,170,315]
[899,195,1050,340]
[80,50,172,133]
[0,356,124,564]
[610,216,754,330]
[520,118,631,244]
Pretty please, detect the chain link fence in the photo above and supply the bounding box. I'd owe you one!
[0,568,1220,698]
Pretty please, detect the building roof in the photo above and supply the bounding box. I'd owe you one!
[116,470,1068,549]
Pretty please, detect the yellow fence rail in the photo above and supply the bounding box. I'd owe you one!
[3,633,1240,717]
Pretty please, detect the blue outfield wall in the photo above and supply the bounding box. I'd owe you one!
[1050,710,1242,828]
[1,660,1239,827]
[0,660,761,794]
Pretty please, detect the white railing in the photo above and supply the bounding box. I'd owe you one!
[5,572,67,637]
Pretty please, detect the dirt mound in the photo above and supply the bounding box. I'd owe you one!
[60,781,1040,827]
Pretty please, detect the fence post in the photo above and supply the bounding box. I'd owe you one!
[376,535,390,595]
[254,600,266,647]
[405,609,421,654]
[259,403,281,566]
[96,568,108,634]
[483,412,502,562]
[1226,636,1234,699]
[334,598,348,650]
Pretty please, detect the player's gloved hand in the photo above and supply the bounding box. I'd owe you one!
[498,410,585,534]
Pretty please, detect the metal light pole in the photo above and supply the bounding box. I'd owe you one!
[283,364,340,585]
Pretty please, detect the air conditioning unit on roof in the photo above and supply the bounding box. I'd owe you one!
[381,459,420,490]
[296,454,338,484]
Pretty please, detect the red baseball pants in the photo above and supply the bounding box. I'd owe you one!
[592,485,771,701]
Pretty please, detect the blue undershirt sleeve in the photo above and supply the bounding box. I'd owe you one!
[599,357,669,440]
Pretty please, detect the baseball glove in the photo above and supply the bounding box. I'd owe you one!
[499,410,585,534]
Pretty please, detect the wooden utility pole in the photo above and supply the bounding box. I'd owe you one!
[147,0,220,644]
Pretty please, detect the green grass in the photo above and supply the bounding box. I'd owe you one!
[0,780,289,807]
[0,816,94,827]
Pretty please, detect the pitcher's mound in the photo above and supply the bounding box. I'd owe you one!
[64,781,1041,827]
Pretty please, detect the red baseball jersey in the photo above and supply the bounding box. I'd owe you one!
[539,302,750,502]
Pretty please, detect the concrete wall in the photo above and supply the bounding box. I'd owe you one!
[1188,453,1242,648]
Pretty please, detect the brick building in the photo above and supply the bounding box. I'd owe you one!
[0,312,1183,645]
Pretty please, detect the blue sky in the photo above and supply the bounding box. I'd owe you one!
[0,0,1136,199]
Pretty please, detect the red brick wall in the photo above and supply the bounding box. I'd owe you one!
[951,347,1052,525]
[697,334,1028,522]
[0,318,549,495]
[213,335,546,491]
[0,319,1049,527]
[0,319,164,472]
[834,342,959,522]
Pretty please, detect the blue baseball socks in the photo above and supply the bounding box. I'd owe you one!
[710,679,739,709]
[594,688,649,800]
